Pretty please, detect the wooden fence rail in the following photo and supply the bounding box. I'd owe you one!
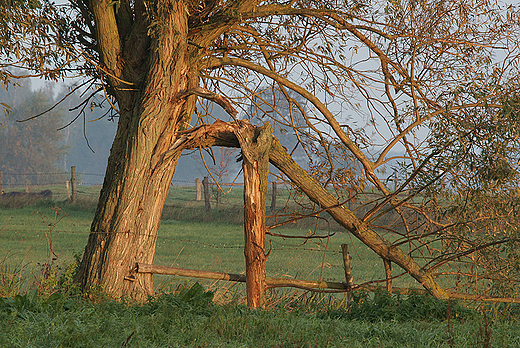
[134,243,424,295]
[134,262,520,303]
[135,262,349,291]
[133,262,434,295]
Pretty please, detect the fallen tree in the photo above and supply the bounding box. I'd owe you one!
[177,120,447,298]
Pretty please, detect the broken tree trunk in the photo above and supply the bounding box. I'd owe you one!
[235,121,272,308]
[180,120,448,299]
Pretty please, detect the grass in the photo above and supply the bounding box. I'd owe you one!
[1,282,519,348]
[2,186,520,346]
[0,185,422,293]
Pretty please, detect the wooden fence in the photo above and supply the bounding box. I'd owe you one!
[197,176,279,213]
[134,243,355,293]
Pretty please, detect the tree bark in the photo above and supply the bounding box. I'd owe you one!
[236,121,272,308]
[76,0,198,300]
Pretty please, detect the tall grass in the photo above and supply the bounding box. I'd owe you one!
[1,278,519,347]
[0,255,27,298]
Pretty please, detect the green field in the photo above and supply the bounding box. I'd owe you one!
[0,185,422,295]
[2,186,520,347]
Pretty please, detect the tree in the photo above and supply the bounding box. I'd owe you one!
[0,80,67,185]
[416,87,520,298]
[2,0,519,301]
[0,1,65,86]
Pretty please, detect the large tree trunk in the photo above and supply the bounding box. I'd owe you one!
[76,1,197,300]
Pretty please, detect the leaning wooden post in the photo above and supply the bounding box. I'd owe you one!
[341,244,354,302]
[195,178,202,201]
[383,258,393,293]
[270,181,277,213]
[236,121,272,309]
[0,170,3,194]
[70,166,77,203]
[203,176,211,212]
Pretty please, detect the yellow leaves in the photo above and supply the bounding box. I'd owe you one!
[1,102,12,118]
[0,102,12,110]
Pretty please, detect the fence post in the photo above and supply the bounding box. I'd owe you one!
[384,259,393,293]
[341,244,353,302]
[203,176,211,212]
[270,181,277,213]
[66,180,70,198]
[71,166,77,203]
[0,170,2,194]
[195,178,202,201]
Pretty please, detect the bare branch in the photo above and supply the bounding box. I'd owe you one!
[177,86,238,119]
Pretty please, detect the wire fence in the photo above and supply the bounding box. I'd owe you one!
[0,224,359,291]
[0,172,104,187]
[0,227,341,255]
[0,170,291,188]
[0,168,401,291]
[3,169,518,302]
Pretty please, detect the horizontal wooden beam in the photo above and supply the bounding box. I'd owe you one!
[136,262,346,290]
[136,263,421,293]
[136,263,246,282]
[135,263,520,303]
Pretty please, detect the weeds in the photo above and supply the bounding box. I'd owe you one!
[1,283,519,348]
[477,311,492,348]
[0,255,27,298]
[319,289,475,322]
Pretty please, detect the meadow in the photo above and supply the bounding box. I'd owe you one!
[1,185,520,347]
[0,185,418,294]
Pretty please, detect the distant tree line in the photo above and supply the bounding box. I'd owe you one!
[0,79,117,186]
[0,79,65,186]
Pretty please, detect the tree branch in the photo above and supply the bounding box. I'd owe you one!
[116,0,133,42]
[208,56,391,193]
[177,87,238,119]
[89,0,123,87]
